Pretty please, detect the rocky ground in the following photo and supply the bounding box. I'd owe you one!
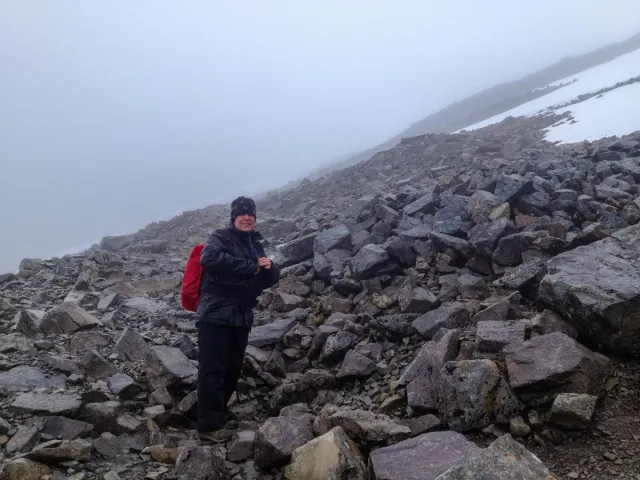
[2,111,640,479]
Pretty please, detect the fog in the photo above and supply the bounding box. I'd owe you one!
[1,1,640,273]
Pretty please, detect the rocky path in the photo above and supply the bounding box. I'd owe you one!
[1,113,640,479]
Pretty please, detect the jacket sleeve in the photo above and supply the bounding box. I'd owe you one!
[200,230,258,276]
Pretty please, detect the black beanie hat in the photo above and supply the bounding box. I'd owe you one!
[231,196,257,221]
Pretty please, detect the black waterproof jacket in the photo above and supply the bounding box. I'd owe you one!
[196,226,280,329]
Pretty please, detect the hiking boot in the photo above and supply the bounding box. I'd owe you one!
[198,429,233,444]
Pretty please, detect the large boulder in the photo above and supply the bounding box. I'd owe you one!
[350,245,389,280]
[436,434,558,479]
[538,223,640,356]
[503,332,611,405]
[369,430,481,480]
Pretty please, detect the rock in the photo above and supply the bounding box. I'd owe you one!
[320,331,360,363]
[474,321,526,359]
[383,237,416,267]
[549,393,598,430]
[326,409,410,448]
[108,373,142,399]
[27,416,94,440]
[398,414,442,436]
[510,416,531,436]
[113,327,151,362]
[0,458,52,479]
[350,244,389,280]
[284,426,367,480]
[492,232,539,266]
[0,365,66,396]
[468,191,500,225]
[404,184,441,216]
[336,350,377,379]
[369,430,481,480]
[145,346,198,390]
[503,332,611,405]
[533,309,579,338]
[436,433,559,479]
[254,414,315,469]
[438,360,523,432]
[40,302,101,335]
[25,439,92,462]
[412,302,470,339]
[81,349,118,379]
[314,225,352,254]
[172,445,230,480]
[6,426,40,454]
[538,223,640,355]
[468,218,518,257]
[249,317,298,347]
[11,392,82,416]
[369,314,417,340]
[272,291,307,312]
[273,233,318,267]
[228,430,256,462]
[429,232,474,262]
[100,234,136,251]
[398,286,440,313]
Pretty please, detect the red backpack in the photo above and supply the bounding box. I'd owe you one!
[181,244,204,311]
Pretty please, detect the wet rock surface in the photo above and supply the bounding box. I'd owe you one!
[1,116,640,478]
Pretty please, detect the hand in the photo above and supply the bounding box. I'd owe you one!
[257,257,272,270]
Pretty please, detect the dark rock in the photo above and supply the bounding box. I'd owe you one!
[369,430,481,480]
[336,349,377,379]
[504,332,611,405]
[538,223,640,355]
[145,346,198,390]
[468,218,518,257]
[248,317,298,347]
[40,302,101,335]
[474,320,526,359]
[350,244,390,280]
[412,302,469,339]
[254,413,315,469]
[314,225,352,254]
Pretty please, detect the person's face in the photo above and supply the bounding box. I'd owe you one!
[234,214,256,232]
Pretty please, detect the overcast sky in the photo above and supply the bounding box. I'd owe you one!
[1,1,640,272]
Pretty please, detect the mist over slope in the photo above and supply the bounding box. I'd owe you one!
[309,31,640,177]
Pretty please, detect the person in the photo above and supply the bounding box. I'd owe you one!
[196,196,280,442]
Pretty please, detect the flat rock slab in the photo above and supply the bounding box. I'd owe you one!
[40,302,101,335]
[11,392,82,416]
[503,332,611,406]
[0,365,66,396]
[412,302,470,339]
[249,318,298,347]
[370,430,481,480]
[474,320,526,359]
[538,223,640,355]
[435,433,558,479]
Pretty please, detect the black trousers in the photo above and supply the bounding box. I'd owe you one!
[197,322,249,432]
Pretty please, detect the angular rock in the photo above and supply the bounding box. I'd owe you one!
[398,285,440,314]
[227,430,256,462]
[336,349,377,379]
[320,331,360,363]
[11,392,82,416]
[350,244,389,280]
[326,409,410,448]
[468,190,500,224]
[538,223,640,355]
[248,317,298,347]
[254,414,315,469]
[40,302,101,335]
[404,184,441,216]
[0,458,52,479]
[438,360,524,431]
[549,393,597,430]
[436,434,558,479]
[474,320,526,359]
[108,373,142,399]
[145,346,198,390]
[314,225,352,254]
[81,349,118,379]
[412,302,470,339]
[284,426,367,480]
[468,218,518,257]
[26,439,92,462]
[504,332,611,405]
[273,233,318,267]
[369,430,481,480]
[0,365,66,396]
[271,291,307,313]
